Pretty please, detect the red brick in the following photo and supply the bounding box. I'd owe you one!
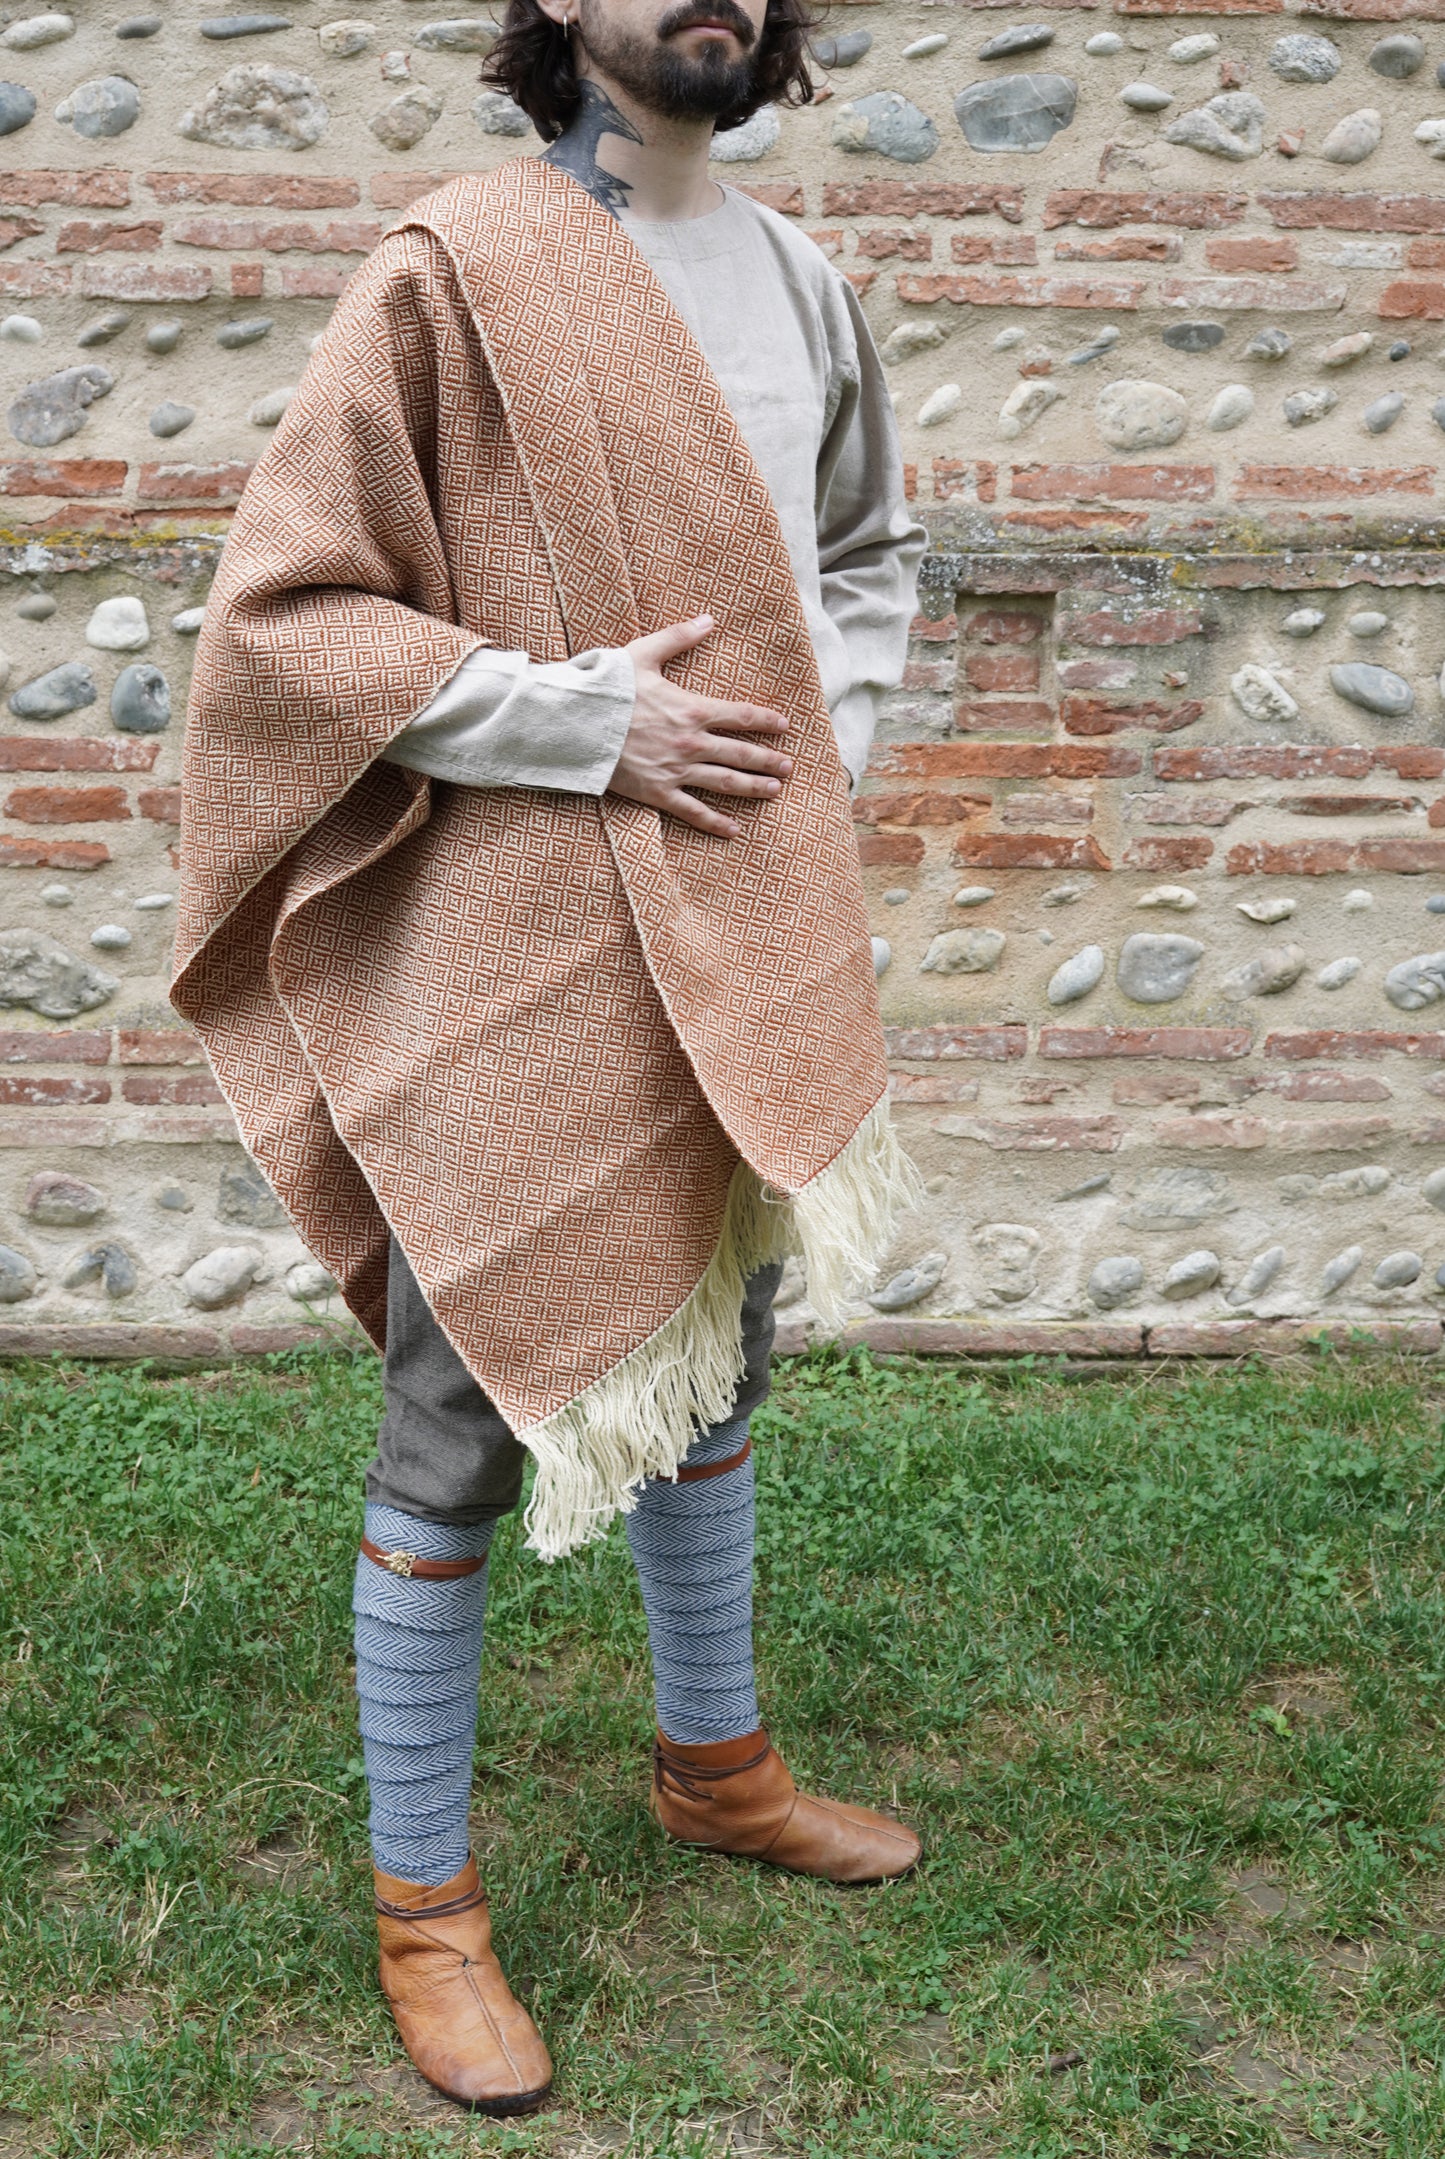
[229,1323,355,1354]
[1237,1069,1392,1102]
[0,264,69,296]
[369,170,467,210]
[1125,792,1240,824]
[1156,745,1371,779]
[0,1073,109,1106]
[1043,189,1248,229]
[0,737,156,772]
[1064,607,1205,644]
[1000,507,1150,538]
[733,181,805,216]
[1057,656,1139,690]
[884,1024,1027,1061]
[56,219,163,253]
[859,226,933,260]
[4,784,129,823]
[910,612,958,643]
[118,1027,205,1065]
[871,742,1141,779]
[79,263,211,302]
[963,650,1041,692]
[1117,0,1282,10]
[1407,238,1445,269]
[853,790,990,826]
[1228,837,1445,874]
[932,1113,1125,1151]
[0,1112,107,1148]
[1379,279,1445,318]
[950,233,1039,265]
[171,215,383,253]
[853,1318,1146,1357]
[1062,697,1205,736]
[1205,233,1299,271]
[932,459,998,503]
[0,170,129,207]
[821,181,1024,221]
[888,1072,980,1103]
[1011,463,1214,502]
[1155,1113,1391,1149]
[1236,464,1434,497]
[0,1029,108,1064]
[1114,1071,1202,1105]
[138,461,253,504]
[1288,793,1419,816]
[903,660,954,691]
[0,458,126,497]
[999,792,1095,827]
[1121,835,1216,870]
[118,1110,238,1144]
[230,263,264,297]
[1040,1027,1253,1060]
[279,264,354,298]
[138,787,182,824]
[899,271,1144,309]
[963,607,1043,644]
[0,1322,226,1359]
[1054,232,1182,262]
[0,836,109,869]
[857,830,924,865]
[1265,1029,1445,1060]
[148,171,362,208]
[954,698,1056,735]
[1160,273,1344,311]
[121,1072,225,1106]
[953,833,1111,869]
[1262,191,1445,233]
[0,214,41,250]
[1148,1318,1440,1357]
[1382,748,1445,778]
[1305,0,1445,15]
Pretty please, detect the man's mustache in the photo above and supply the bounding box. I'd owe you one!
[655,1,756,48]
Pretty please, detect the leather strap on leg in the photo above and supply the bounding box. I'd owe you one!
[672,1435,752,1484]
[360,1536,488,1581]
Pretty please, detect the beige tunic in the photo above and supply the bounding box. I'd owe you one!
[385,183,926,792]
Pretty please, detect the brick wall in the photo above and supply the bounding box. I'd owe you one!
[4,0,1445,1357]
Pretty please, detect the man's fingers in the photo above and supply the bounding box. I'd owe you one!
[682,765,785,800]
[658,788,739,837]
[692,732,792,778]
[696,700,789,736]
[630,613,715,669]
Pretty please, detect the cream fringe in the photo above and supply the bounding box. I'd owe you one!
[518,1095,923,1562]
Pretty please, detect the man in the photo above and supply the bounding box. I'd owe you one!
[174,0,927,2117]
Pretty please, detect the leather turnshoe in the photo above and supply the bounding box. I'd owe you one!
[650,1727,921,1885]
[374,1856,552,2115]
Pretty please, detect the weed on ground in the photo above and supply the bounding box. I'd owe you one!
[3,1348,1445,2155]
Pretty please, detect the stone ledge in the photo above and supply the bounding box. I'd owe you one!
[0,1318,367,1362]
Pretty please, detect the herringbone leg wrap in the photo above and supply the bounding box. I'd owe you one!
[625,1414,759,1746]
[353,1502,495,1887]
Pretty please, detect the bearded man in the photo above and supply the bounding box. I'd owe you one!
[175,0,927,2116]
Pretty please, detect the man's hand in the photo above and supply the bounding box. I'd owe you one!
[608,614,792,838]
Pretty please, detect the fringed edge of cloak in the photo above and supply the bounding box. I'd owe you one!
[517,1094,923,1562]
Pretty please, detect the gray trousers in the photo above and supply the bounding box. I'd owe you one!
[365,1236,784,1526]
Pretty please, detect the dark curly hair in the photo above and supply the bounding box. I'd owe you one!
[481,0,822,144]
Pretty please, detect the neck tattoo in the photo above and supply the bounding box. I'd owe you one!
[544,80,644,216]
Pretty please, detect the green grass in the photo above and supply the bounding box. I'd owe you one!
[3,1347,1445,2156]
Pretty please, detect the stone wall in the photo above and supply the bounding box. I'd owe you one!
[3,0,1445,1358]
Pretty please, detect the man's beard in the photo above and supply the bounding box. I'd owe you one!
[577,0,758,122]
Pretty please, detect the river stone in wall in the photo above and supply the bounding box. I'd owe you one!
[178,63,328,149]
[1384,951,1445,1010]
[1330,663,1414,717]
[9,660,95,719]
[1116,932,1204,1003]
[954,72,1076,152]
[1095,379,1187,451]
[1164,91,1266,159]
[0,930,118,1019]
[9,364,112,448]
[832,91,937,161]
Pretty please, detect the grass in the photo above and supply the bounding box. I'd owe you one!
[3,1346,1445,2156]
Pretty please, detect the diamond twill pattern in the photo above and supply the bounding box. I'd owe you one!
[173,156,888,1437]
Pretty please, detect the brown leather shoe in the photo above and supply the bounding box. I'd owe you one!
[650,1728,921,1885]
[374,1857,552,2115]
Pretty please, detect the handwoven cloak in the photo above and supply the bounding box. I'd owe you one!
[173,157,916,1557]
